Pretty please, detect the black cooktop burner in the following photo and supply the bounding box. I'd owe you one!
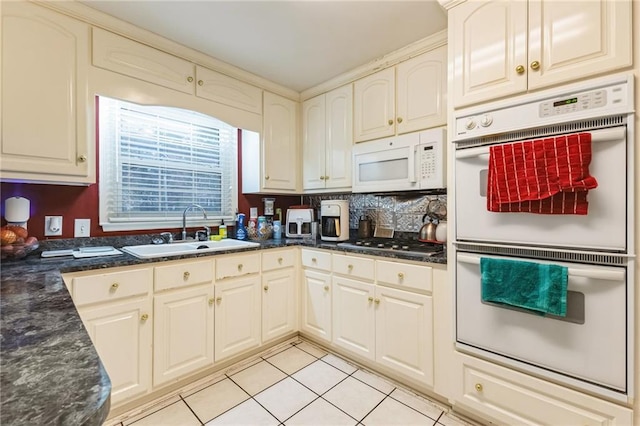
[336,238,444,256]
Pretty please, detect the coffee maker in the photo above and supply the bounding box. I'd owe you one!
[320,200,349,242]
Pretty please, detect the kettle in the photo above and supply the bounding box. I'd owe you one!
[419,214,437,242]
[358,215,372,238]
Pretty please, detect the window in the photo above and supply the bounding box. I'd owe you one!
[99,96,238,232]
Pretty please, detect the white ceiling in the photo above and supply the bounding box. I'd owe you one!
[79,1,447,92]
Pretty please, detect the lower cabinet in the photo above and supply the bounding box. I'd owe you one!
[63,265,153,406]
[153,284,214,387]
[79,298,152,404]
[214,275,261,362]
[300,269,332,342]
[332,276,375,360]
[262,268,297,342]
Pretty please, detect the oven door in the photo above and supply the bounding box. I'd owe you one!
[454,127,627,251]
[456,251,627,392]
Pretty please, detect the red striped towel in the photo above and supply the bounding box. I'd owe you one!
[487,133,597,214]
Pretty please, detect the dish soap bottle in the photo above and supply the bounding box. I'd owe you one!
[219,219,227,239]
[236,213,247,240]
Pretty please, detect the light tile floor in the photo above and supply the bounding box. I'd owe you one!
[106,339,478,426]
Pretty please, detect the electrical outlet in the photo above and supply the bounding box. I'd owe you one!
[44,216,63,236]
[74,219,91,237]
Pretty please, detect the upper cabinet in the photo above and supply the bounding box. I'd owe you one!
[1,2,93,184]
[92,28,263,114]
[449,0,632,108]
[302,84,353,192]
[353,46,447,143]
[260,92,299,192]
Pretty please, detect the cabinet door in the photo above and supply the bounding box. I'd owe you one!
[92,28,194,95]
[262,268,297,342]
[353,67,395,142]
[300,269,332,342]
[1,2,92,182]
[302,95,327,190]
[80,298,152,405]
[195,66,263,114]
[324,84,353,189]
[396,47,447,134]
[153,285,214,386]
[527,0,632,90]
[375,286,433,386]
[214,275,261,361]
[262,92,299,191]
[331,276,375,360]
[450,0,528,108]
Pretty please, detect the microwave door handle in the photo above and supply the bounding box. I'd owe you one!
[408,146,417,183]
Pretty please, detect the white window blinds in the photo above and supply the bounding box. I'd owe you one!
[99,96,238,232]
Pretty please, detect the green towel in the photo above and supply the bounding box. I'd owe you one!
[480,257,568,317]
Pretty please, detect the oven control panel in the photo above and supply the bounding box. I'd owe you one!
[452,73,632,141]
[538,89,607,117]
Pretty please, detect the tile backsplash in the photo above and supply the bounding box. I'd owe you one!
[304,192,447,235]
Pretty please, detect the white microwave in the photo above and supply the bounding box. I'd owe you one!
[352,128,446,193]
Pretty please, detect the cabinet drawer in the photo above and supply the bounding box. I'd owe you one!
[154,259,214,292]
[301,249,331,271]
[376,260,432,293]
[71,267,152,306]
[461,363,633,425]
[333,254,374,281]
[262,249,296,271]
[216,253,260,280]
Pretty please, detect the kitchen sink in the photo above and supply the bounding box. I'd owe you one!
[121,239,260,259]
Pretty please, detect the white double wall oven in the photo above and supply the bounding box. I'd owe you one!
[451,73,635,403]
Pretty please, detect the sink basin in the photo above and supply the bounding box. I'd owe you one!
[121,239,260,259]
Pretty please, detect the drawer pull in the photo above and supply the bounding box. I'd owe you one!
[368,296,374,302]
[208,298,214,306]
[324,285,329,291]
[374,298,380,305]
[515,65,525,74]
[278,257,283,264]
[397,272,404,279]
[183,271,190,280]
[216,297,222,303]
[237,264,243,271]
[388,119,394,125]
[530,60,540,70]
[187,76,194,83]
[140,313,149,321]
[475,383,483,392]
[311,257,317,263]
[348,264,353,270]
[110,283,119,290]
[198,80,204,86]
[264,285,269,291]
[397,117,403,124]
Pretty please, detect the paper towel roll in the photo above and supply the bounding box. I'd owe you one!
[5,197,30,222]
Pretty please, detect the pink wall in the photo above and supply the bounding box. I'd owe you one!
[1,129,299,240]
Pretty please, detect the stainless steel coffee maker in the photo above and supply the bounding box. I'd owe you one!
[320,200,349,242]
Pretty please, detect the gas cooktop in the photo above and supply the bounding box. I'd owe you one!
[336,238,444,257]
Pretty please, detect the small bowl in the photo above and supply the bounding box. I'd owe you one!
[1,240,39,260]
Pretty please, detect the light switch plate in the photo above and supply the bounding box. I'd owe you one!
[44,216,63,236]
[74,219,91,237]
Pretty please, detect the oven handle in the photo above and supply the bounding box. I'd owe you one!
[454,127,626,159]
[457,254,625,281]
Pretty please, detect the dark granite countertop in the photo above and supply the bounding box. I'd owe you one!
[0,235,446,426]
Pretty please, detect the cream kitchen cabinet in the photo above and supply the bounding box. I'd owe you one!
[452,354,633,425]
[302,84,353,191]
[152,260,215,387]
[63,266,153,405]
[300,249,333,342]
[214,253,262,361]
[1,1,93,184]
[260,92,299,192]
[449,0,632,108]
[261,249,298,343]
[353,46,447,143]
[92,28,262,114]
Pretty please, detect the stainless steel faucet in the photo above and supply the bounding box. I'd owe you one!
[182,204,208,241]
